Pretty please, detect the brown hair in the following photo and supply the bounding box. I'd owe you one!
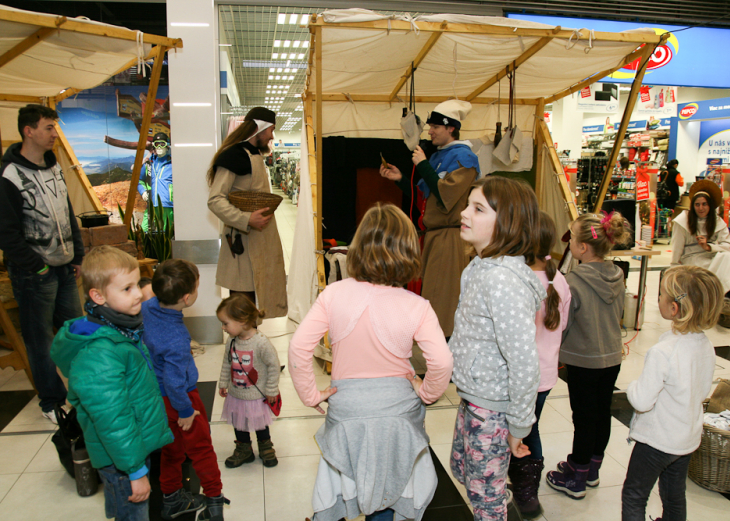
[534,211,561,331]
[470,176,539,263]
[216,293,265,329]
[81,245,139,296]
[138,276,152,289]
[688,192,717,237]
[152,259,200,305]
[206,120,257,186]
[347,203,421,287]
[571,212,632,259]
[18,104,58,139]
[450,127,460,140]
[662,265,723,333]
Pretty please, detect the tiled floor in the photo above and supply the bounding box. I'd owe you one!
[1,193,729,520]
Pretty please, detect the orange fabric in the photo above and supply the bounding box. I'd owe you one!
[676,173,684,187]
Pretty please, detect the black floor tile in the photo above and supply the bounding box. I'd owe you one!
[715,345,730,362]
[558,366,568,383]
[0,389,37,431]
[426,446,466,510]
[611,392,634,428]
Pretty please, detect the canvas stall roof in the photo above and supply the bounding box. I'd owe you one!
[307,10,662,139]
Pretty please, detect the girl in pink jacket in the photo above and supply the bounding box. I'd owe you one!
[289,203,453,521]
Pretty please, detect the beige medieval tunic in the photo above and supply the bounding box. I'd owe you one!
[421,166,478,337]
[207,148,288,318]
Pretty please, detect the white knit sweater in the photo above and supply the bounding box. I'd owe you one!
[627,330,716,455]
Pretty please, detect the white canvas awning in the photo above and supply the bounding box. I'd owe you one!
[287,9,665,321]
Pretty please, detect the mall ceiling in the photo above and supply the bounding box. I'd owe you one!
[6,0,730,134]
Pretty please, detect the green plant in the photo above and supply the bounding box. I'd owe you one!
[117,197,174,262]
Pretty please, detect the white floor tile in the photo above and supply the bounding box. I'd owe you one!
[0,474,19,503]
[263,454,320,520]
[0,433,49,474]
[220,462,266,521]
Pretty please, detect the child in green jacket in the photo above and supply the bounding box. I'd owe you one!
[51,246,197,521]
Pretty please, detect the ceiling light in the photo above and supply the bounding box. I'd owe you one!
[297,53,305,60]
[284,86,290,90]
[275,75,281,79]
[277,68,283,72]
[266,90,271,94]
[269,67,275,72]
[219,44,232,47]
[278,13,286,24]
[272,53,278,59]
[284,40,291,48]
[303,41,309,48]
[293,41,301,48]
[286,60,291,67]
[289,14,298,24]
[274,40,281,47]
[301,14,310,25]
[284,68,290,73]
[267,85,272,89]
[268,75,273,80]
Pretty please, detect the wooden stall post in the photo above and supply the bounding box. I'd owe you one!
[304,95,327,294]
[534,97,546,198]
[123,45,167,229]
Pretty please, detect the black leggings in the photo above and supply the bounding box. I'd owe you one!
[566,363,621,465]
[235,427,270,444]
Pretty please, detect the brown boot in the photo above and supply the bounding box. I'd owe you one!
[257,439,278,467]
[225,441,255,468]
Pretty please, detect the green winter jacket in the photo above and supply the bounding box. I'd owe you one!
[51,317,174,474]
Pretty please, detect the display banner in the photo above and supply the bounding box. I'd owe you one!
[678,97,730,121]
[582,124,605,134]
[636,165,651,201]
[628,120,647,131]
[509,14,730,88]
[695,119,730,178]
[634,86,678,117]
[576,83,619,113]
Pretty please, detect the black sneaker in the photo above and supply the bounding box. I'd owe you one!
[161,488,206,520]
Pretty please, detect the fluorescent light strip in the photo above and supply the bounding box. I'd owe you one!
[289,14,298,24]
[173,103,212,107]
[278,13,286,24]
[174,143,213,147]
[171,22,209,27]
[219,44,232,47]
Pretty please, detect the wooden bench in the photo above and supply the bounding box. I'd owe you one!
[0,273,35,389]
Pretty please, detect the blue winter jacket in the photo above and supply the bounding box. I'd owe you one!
[141,297,199,418]
[137,154,173,207]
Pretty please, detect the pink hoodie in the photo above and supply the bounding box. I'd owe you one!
[289,278,453,407]
[534,271,571,391]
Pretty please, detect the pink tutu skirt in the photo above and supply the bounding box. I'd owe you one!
[221,395,273,432]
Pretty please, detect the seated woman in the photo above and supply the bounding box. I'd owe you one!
[671,179,730,295]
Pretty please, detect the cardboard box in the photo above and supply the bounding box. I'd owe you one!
[88,224,128,247]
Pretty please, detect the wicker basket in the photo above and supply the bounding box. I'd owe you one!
[228,190,283,216]
[688,399,730,493]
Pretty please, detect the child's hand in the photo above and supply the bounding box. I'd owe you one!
[128,475,150,503]
[219,388,228,397]
[508,434,531,458]
[178,410,201,431]
[266,395,278,405]
[314,386,337,414]
[410,374,423,398]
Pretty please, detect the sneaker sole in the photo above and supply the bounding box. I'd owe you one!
[161,503,206,520]
[546,479,586,499]
[225,454,255,468]
[261,458,278,468]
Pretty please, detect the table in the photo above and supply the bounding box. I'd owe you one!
[611,249,662,330]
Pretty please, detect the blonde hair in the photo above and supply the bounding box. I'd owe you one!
[347,203,421,287]
[81,245,139,296]
[217,293,265,329]
[662,266,723,334]
[571,212,632,259]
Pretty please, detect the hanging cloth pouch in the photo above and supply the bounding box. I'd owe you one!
[493,66,523,164]
[400,62,424,151]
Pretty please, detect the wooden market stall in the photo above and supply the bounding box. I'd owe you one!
[0,4,181,384]
[287,9,665,322]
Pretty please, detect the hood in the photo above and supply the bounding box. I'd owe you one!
[570,262,624,304]
[51,317,130,377]
[1,142,57,172]
[437,139,474,151]
[480,255,547,311]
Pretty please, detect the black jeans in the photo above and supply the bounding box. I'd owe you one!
[566,363,621,465]
[6,261,82,411]
[622,442,691,521]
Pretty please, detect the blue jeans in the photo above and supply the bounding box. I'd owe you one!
[621,442,691,521]
[6,261,82,411]
[521,389,550,460]
[98,459,151,521]
[366,508,394,521]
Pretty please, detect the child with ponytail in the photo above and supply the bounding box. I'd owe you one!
[509,212,571,519]
[547,211,632,500]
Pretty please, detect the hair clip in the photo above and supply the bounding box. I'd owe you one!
[675,293,687,303]
[548,280,554,285]
[545,255,552,260]
[591,226,598,239]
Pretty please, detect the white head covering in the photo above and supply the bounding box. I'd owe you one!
[246,119,274,142]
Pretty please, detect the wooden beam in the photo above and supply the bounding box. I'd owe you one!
[0,9,181,48]
[534,98,546,199]
[0,94,42,103]
[0,25,63,70]
[313,93,540,105]
[54,122,105,213]
[537,119,579,221]
[315,26,323,239]
[308,18,661,44]
[466,36,554,102]
[304,94,326,294]
[545,45,647,104]
[389,22,446,101]
[592,41,662,213]
[123,45,167,229]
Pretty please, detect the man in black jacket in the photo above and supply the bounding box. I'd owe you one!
[0,104,84,423]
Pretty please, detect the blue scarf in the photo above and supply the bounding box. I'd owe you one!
[417,142,480,198]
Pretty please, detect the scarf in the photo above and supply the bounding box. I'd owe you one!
[85,300,144,342]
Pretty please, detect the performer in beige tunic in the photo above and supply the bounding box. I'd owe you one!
[207,107,287,318]
[381,100,480,336]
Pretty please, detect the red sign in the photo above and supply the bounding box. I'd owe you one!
[580,86,591,98]
[680,105,698,118]
[649,198,656,238]
[624,43,674,72]
[636,166,651,201]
